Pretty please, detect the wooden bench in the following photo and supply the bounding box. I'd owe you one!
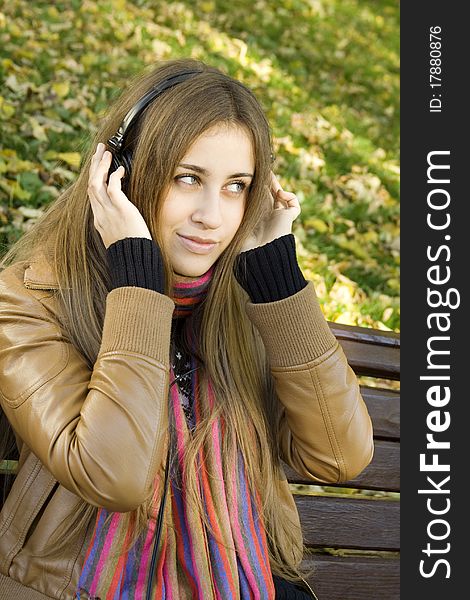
[286,322,400,600]
[1,321,400,599]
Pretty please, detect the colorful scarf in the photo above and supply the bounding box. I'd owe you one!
[75,267,275,599]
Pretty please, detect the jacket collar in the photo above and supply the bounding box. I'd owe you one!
[23,253,60,290]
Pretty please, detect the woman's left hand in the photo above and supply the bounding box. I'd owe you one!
[240,171,301,253]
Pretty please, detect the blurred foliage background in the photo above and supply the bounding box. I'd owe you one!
[0,0,399,332]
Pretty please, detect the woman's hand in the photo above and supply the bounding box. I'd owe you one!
[87,143,153,249]
[240,171,301,253]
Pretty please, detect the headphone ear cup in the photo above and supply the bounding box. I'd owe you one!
[106,151,132,196]
[107,152,122,185]
[108,152,122,181]
[120,150,132,196]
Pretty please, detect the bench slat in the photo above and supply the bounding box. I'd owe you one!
[328,322,400,380]
[338,338,400,379]
[361,386,400,439]
[301,554,399,600]
[329,323,400,348]
[294,495,400,550]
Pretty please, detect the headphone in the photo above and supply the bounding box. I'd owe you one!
[105,70,201,194]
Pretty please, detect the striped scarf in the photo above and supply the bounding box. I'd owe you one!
[75,267,275,599]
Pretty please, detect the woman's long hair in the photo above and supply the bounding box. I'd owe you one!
[0,58,311,583]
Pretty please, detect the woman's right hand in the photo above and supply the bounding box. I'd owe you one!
[87,142,153,249]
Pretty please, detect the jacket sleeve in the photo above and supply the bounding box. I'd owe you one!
[0,266,175,512]
[244,280,374,483]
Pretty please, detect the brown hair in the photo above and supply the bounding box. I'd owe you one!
[0,57,311,583]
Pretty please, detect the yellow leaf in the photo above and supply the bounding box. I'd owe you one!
[200,1,216,11]
[56,152,81,168]
[0,149,16,158]
[0,151,36,173]
[1,58,14,70]
[334,235,369,260]
[28,117,48,142]
[9,23,22,36]
[18,206,44,219]
[362,230,379,243]
[81,54,97,68]
[1,102,15,119]
[16,48,36,61]
[0,178,31,201]
[45,150,81,169]
[304,218,328,233]
[376,321,393,332]
[334,311,357,326]
[152,40,172,57]
[52,82,70,98]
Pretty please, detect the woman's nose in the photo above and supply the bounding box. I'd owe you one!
[191,191,223,229]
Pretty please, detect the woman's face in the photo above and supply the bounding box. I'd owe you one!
[160,123,255,277]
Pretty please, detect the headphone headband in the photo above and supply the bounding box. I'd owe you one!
[107,70,201,153]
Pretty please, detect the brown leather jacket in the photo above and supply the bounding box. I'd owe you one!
[0,253,374,599]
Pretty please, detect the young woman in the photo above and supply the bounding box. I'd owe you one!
[0,58,374,599]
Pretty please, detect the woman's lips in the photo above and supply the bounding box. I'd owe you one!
[177,234,218,254]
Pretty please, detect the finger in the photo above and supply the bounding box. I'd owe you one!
[89,153,114,206]
[273,192,288,209]
[88,154,114,207]
[87,183,105,225]
[277,189,297,200]
[88,143,107,179]
[90,142,105,162]
[87,182,109,210]
[107,166,125,198]
[270,171,282,195]
[96,150,113,185]
[89,148,113,184]
[275,190,298,211]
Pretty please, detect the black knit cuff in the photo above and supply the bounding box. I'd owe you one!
[234,234,308,303]
[106,237,165,294]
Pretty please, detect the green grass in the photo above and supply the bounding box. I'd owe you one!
[0,0,399,331]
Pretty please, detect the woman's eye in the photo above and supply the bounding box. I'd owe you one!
[176,175,198,186]
[226,181,246,194]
